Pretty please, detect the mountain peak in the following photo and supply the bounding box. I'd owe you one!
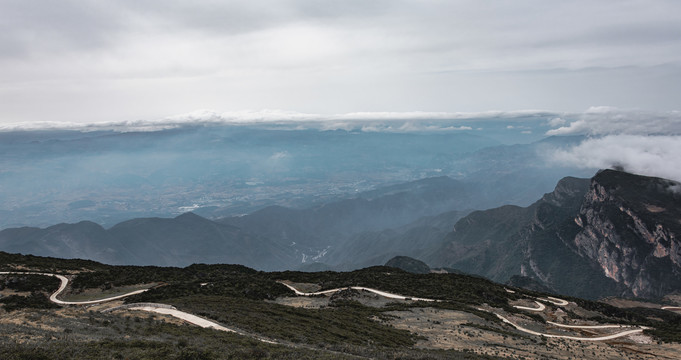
[174,212,207,222]
[541,176,590,207]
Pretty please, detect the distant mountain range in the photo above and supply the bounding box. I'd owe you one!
[0,212,294,271]
[1,169,679,300]
[219,176,478,268]
[0,176,479,270]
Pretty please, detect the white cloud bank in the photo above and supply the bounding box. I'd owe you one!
[550,135,681,182]
[0,109,554,133]
[547,107,681,136]
[546,108,681,182]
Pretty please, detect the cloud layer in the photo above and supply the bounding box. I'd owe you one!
[0,109,557,132]
[544,107,681,182]
[546,107,681,136]
[549,135,681,182]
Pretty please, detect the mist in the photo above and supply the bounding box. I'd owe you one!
[548,135,681,182]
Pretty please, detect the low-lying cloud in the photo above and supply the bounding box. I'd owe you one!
[546,107,681,136]
[0,109,555,133]
[549,135,681,182]
[545,107,681,182]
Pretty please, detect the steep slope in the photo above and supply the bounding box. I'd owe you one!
[323,209,469,270]
[428,170,681,299]
[571,170,681,298]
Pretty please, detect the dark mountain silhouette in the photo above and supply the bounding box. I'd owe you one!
[0,213,294,270]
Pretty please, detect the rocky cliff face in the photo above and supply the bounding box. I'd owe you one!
[572,170,681,298]
[428,169,681,300]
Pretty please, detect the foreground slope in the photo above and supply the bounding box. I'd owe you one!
[1,251,681,359]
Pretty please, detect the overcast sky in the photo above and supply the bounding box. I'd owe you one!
[1,0,681,125]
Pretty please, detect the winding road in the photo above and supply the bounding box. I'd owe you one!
[495,313,647,341]
[0,271,256,340]
[0,272,149,305]
[277,281,438,302]
[543,297,570,306]
[0,271,661,343]
[283,282,652,342]
[513,301,546,312]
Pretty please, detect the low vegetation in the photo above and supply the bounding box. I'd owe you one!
[0,293,59,312]
[1,251,681,358]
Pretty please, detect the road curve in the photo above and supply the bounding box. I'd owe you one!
[278,281,438,302]
[496,313,645,341]
[547,321,639,329]
[0,271,278,343]
[0,271,148,305]
[513,301,546,312]
[543,297,569,306]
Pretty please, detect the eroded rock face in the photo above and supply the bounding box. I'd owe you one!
[572,170,681,298]
[425,169,681,299]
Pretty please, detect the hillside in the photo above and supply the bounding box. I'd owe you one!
[1,251,681,359]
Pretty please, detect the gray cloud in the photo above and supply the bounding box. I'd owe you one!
[0,1,125,59]
[1,1,681,123]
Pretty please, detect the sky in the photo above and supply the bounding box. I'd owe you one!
[1,0,681,126]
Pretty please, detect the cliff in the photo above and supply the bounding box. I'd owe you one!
[428,169,681,299]
[572,169,681,298]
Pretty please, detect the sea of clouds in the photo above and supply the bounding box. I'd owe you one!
[1,106,679,182]
[0,109,552,133]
